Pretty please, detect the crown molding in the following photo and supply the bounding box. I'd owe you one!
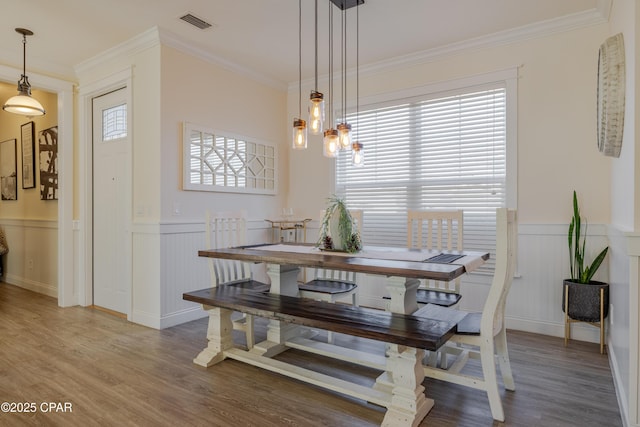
[157,28,287,91]
[74,27,162,76]
[74,26,287,91]
[288,0,612,92]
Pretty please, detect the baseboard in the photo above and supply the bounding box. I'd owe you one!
[506,316,603,344]
[4,274,57,298]
[160,306,208,329]
[131,309,162,329]
[609,344,633,427]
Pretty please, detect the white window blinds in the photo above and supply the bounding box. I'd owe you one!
[336,83,508,275]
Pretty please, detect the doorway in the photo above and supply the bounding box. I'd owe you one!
[92,87,131,315]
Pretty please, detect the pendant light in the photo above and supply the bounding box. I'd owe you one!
[292,0,307,149]
[323,2,339,158]
[337,7,352,151]
[308,0,325,135]
[351,1,364,166]
[3,28,46,117]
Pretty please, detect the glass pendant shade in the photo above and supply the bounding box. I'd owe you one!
[3,91,45,116]
[309,91,325,135]
[323,128,339,158]
[292,118,307,149]
[3,29,45,117]
[337,123,352,150]
[352,142,364,166]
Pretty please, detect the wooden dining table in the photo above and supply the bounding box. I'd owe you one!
[190,242,489,426]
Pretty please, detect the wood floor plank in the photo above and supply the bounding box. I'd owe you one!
[0,283,622,426]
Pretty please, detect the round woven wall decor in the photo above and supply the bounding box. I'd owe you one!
[597,33,625,157]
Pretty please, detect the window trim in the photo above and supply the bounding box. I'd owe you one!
[333,68,518,275]
[332,67,518,209]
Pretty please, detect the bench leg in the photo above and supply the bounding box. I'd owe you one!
[382,344,432,427]
[193,305,234,368]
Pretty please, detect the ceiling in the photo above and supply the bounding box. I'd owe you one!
[0,0,607,88]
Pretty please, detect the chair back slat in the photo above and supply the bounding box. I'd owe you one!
[407,210,464,293]
[205,210,251,286]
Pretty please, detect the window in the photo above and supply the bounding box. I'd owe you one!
[183,122,276,195]
[336,71,517,275]
[102,104,127,141]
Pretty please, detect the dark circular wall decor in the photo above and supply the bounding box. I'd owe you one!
[597,33,625,157]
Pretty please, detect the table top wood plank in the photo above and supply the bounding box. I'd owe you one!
[198,243,488,282]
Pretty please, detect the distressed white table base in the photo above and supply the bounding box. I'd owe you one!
[192,266,434,426]
[194,304,430,427]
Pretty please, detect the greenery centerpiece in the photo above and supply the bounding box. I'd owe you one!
[563,190,609,323]
[318,195,362,253]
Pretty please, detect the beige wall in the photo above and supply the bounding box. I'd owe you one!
[159,46,289,222]
[287,23,612,225]
[0,82,58,220]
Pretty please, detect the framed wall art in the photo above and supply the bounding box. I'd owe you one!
[0,139,18,200]
[39,125,58,200]
[21,121,36,189]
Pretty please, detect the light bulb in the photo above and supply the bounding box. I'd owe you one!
[352,142,364,166]
[323,129,339,158]
[309,91,324,135]
[337,123,352,150]
[292,118,307,150]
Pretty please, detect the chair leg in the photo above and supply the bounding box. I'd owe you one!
[481,339,505,422]
[564,284,570,346]
[600,288,605,354]
[495,328,515,391]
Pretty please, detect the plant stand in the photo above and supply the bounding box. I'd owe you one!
[563,281,608,354]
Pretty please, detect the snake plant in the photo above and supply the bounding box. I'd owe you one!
[568,190,608,284]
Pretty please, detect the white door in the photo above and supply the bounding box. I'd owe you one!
[92,88,130,314]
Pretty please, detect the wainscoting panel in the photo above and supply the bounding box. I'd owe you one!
[158,220,271,329]
[150,220,609,344]
[508,223,609,342]
[0,219,57,298]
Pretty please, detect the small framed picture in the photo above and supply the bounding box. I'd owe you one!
[21,121,36,189]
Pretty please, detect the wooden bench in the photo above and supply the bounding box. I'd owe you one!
[183,286,456,351]
[184,286,459,427]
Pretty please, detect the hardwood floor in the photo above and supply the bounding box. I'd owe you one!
[0,283,621,426]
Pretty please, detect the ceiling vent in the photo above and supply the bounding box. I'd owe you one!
[179,13,213,30]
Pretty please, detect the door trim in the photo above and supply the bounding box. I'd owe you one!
[0,65,74,307]
[78,68,133,319]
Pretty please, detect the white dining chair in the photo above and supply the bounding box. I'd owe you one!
[407,209,464,307]
[298,209,362,343]
[205,210,270,350]
[415,208,517,422]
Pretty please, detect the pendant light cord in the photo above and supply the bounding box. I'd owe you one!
[298,0,302,117]
[356,2,359,138]
[314,0,318,92]
[328,1,333,126]
[22,34,27,77]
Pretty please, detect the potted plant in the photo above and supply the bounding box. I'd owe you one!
[562,190,609,322]
[318,195,362,253]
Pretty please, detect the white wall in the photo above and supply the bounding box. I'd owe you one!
[608,1,639,425]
